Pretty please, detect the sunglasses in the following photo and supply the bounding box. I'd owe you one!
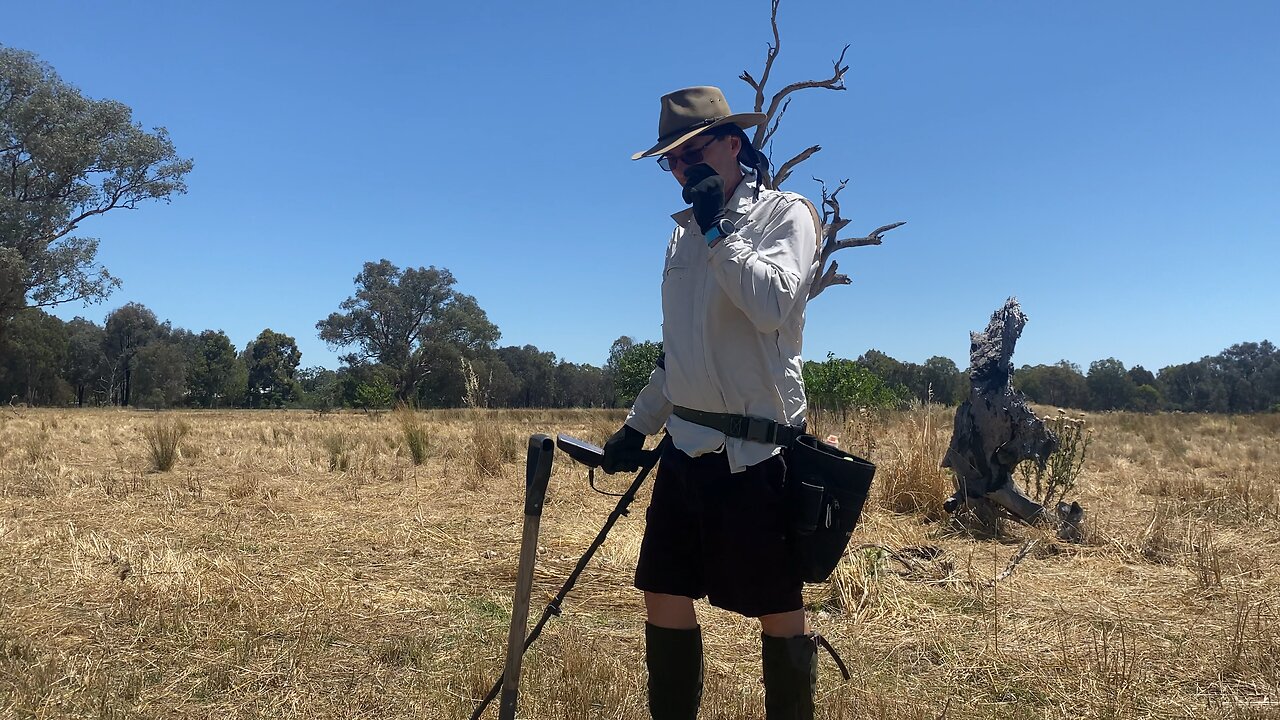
[657,134,724,172]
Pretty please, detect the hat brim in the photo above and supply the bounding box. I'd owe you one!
[631,112,767,161]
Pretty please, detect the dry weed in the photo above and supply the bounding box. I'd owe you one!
[140,415,190,472]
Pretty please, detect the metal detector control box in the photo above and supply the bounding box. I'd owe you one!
[555,434,604,468]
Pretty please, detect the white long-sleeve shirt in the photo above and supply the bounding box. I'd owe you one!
[626,174,820,472]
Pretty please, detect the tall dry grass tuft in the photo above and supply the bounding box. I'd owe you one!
[821,544,886,615]
[470,417,519,478]
[141,416,189,472]
[393,404,429,465]
[875,402,950,521]
[323,432,352,472]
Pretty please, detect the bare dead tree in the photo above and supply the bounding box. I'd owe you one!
[740,0,905,299]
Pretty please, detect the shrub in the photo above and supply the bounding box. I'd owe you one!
[394,404,429,465]
[323,432,352,472]
[354,378,394,410]
[142,417,190,472]
[1018,411,1091,507]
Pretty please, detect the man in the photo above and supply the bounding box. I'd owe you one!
[602,86,823,719]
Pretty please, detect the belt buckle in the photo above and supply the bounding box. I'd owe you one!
[744,416,774,444]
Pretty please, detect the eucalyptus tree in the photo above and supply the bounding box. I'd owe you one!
[0,46,192,337]
[317,260,499,402]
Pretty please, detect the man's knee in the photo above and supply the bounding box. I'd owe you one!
[645,591,698,629]
[759,608,807,637]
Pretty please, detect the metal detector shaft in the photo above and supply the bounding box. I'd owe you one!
[470,434,669,720]
[497,434,555,720]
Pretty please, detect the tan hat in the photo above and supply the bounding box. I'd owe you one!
[632,86,767,161]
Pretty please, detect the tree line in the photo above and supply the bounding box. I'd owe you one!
[0,288,1274,415]
[801,343,1280,415]
[0,303,618,411]
[1014,343,1280,414]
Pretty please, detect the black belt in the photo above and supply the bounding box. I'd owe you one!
[672,405,805,446]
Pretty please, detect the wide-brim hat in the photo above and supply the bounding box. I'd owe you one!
[632,86,766,160]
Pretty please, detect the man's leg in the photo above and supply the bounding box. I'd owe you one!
[644,592,702,720]
[759,608,817,720]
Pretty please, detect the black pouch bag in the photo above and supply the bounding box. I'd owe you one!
[784,435,876,583]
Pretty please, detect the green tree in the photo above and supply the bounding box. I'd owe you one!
[1210,341,1279,413]
[0,46,192,337]
[1087,357,1137,410]
[1159,360,1226,413]
[1132,384,1163,412]
[185,330,242,408]
[496,344,559,407]
[244,329,301,408]
[0,309,69,405]
[469,352,519,408]
[297,365,339,410]
[354,376,395,410]
[609,339,663,408]
[132,341,187,408]
[553,361,609,408]
[1014,361,1090,409]
[918,355,966,404]
[317,260,499,402]
[102,302,165,406]
[1127,365,1157,388]
[63,316,104,406]
[856,349,914,389]
[804,351,906,412]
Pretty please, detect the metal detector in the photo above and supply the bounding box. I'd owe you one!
[470,432,669,720]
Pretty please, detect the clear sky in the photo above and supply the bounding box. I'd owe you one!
[8,1,1279,373]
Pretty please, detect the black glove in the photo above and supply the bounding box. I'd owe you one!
[681,163,726,234]
[602,423,646,474]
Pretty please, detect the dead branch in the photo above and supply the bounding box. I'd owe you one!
[762,44,849,133]
[759,97,790,151]
[990,539,1039,584]
[741,0,783,133]
[773,144,820,189]
[809,261,848,298]
[735,0,904,299]
[823,222,905,262]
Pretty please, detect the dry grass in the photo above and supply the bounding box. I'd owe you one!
[140,415,190,472]
[0,406,1277,719]
[394,404,430,466]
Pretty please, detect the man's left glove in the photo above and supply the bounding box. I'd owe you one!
[602,423,646,474]
[681,163,726,235]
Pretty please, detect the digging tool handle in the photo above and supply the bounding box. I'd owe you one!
[498,434,555,720]
[471,436,667,720]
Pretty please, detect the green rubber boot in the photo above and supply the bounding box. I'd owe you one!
[761,632,818,720]
[645,623,703,720]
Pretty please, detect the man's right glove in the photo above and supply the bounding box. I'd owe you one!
[681,163,726,235]
[602,423,646,474]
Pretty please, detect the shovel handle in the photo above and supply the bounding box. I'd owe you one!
[499,434,555,720]
[524,434,555,515]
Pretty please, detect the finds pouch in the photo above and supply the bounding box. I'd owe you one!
[785,434,876,583]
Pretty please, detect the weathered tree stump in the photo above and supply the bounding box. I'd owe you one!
[941,298,1085,541]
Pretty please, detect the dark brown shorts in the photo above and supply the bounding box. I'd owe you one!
[634,442,802,618]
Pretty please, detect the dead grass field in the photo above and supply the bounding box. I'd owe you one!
[1,407,1277,719]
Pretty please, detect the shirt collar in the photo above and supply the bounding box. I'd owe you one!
[670,171,762,226]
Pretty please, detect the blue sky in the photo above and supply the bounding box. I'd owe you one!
[8,1,1278,373]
